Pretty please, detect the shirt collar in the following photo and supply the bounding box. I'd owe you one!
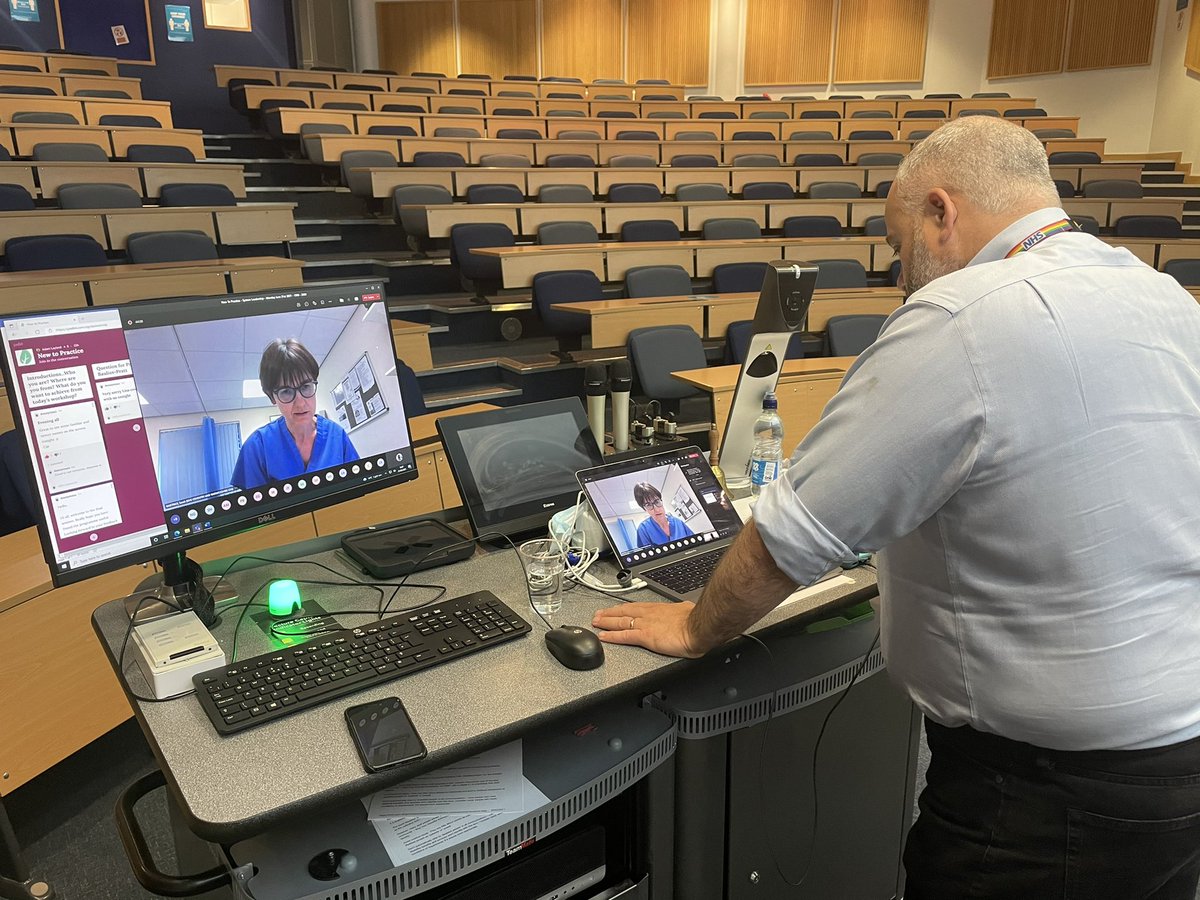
[967,207,1070,268]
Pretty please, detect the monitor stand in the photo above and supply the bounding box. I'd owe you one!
[123,551,228,627]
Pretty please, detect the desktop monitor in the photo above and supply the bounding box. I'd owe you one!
[0,280,417,618]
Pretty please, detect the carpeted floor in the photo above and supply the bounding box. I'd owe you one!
[5,719,174,899]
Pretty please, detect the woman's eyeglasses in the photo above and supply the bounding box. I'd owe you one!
[273,381,317,403]
[642,498,664,510]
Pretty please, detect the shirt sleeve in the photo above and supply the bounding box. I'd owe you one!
[753,300,986,586]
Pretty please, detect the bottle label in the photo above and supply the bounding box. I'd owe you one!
[750,458,779,486]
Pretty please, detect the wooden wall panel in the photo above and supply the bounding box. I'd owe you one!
[745,0,835,86]
[1188,2,1200,74]
[376,1,456,78]
[627,0,711,86]
[833,0,928,84]
[542,0,623,82]
[1066,0,1157,71]
[458,0,537,78]
[987,0,1069,78]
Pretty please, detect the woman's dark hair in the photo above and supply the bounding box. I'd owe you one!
[633,482,662,509]
[259,338,319,398]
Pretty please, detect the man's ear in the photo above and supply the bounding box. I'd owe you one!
[925,188,958,246]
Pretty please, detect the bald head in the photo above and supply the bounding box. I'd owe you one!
[893,117,1060,217]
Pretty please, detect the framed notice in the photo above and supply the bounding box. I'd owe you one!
[334,353,388,432]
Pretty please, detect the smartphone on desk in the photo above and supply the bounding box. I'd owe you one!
[345,697,427,773]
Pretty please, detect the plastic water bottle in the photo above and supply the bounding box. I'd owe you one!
[749,392,784,496]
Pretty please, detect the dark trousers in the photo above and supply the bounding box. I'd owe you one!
[904,718,1200,900]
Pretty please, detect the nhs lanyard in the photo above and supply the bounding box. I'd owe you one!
[1004,218,1074,258]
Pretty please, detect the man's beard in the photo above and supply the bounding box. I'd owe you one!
[904,229,962,296]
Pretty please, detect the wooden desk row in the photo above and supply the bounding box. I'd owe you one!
[0,255,303,311]
[244,83,1046,121]
[0,122,205,159]
[309,132,1106,167]
[1105,237,1200,270]
[215,63,687,99]
[401,196,1179,239]
[0,70,143,99]
[366,162,1142,200]
[0,400,495,794]
[0,95,171,128]
[475,235,885,287]
[0,204,296,252]
[0,49,120,77]
[272,105,1079,143]
[552,287,905,347]
[220,71,1034,117]
[473,233,1200,290]
[0,159,247,199]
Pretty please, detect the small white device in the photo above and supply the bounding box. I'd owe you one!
[131,611,226,699]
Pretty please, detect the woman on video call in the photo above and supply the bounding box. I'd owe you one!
[633,482,694,547]
[231,338,359,490]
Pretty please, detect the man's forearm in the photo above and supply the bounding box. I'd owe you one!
[685,520,799,653]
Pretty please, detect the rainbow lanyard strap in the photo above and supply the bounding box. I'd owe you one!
[1005,217,1075,258]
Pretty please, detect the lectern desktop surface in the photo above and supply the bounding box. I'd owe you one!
[91,534,877,844]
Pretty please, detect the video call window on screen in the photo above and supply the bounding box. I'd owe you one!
[0,283,417,583]
[586,462,720,554]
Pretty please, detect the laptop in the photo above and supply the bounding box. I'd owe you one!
[576,446,744,602]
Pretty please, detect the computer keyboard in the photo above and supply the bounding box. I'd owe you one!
[193,590,531,735]
[645,547,728,594]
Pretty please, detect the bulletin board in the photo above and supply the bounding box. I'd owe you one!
[55,0,155,64]
[332,353,388,432]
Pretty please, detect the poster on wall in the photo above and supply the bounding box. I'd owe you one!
[9,0,39,22]
[111,24,129,45]
[166,5,193,42]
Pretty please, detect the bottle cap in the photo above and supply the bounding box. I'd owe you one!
[762,391,778,411]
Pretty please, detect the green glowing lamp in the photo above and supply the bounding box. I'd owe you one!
[268,579,302,617]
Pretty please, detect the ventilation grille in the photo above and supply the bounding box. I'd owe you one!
[773,649,884,718]
[644,649,884,741]
[646,691,773,740]
[308,730,676,900]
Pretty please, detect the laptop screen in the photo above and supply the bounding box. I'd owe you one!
[577,446,742,570]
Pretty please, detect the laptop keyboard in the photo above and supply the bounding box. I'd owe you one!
[645,547,728,594]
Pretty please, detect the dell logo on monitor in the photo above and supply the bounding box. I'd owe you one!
[257,513,277,524]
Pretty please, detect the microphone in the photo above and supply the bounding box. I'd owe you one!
[610,359,631,452]
[584,363,607,453]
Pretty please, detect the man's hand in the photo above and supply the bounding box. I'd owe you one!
[592,522,799,660]
[592,601,703,658]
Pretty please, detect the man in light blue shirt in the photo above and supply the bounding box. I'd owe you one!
[593,117,1200,898]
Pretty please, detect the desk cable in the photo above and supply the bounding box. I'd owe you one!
[117,554,445,704]
[549,491,645,598]
[740,559,881,889]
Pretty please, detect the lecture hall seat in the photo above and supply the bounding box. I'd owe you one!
[126,231,218,264]
[5,234,108,271]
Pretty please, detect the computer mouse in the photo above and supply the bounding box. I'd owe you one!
[544,625,605,670]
